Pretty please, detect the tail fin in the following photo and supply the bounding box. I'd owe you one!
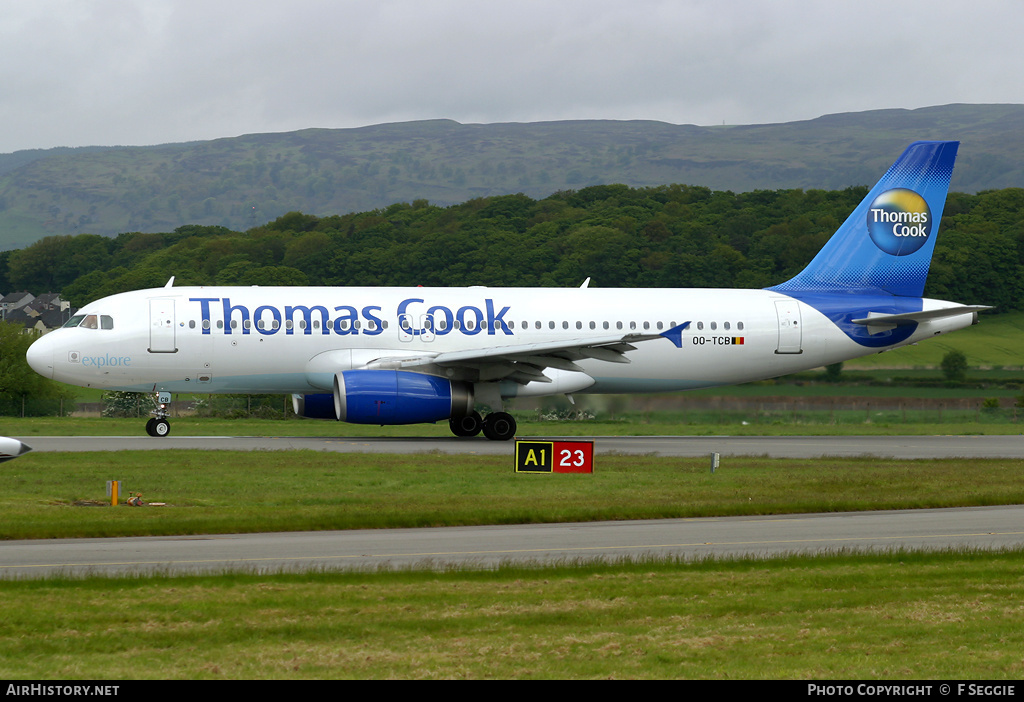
[769,141,958,298]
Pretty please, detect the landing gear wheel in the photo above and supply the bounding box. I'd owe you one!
[449,411,483,437]
[147,418,170,437]
[482,411,517,441]
[147,391,172,437]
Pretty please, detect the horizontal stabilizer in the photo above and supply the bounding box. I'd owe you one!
[852,305,991,335]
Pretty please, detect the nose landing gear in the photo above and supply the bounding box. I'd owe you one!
[146,391,172,437]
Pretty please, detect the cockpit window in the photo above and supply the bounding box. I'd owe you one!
[62,314,114,330]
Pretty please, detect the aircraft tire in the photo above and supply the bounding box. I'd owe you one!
[482,412,516,441]
[152,419,171,437]
[449,411,483,437]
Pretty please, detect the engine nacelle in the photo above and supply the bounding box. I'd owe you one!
[291,393,337,420]
[324,370,473,425]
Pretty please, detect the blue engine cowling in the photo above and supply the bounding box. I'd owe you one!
[292,371,473,425]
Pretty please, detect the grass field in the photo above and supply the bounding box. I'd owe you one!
[2,550,1023,679]
[2,449,1024,679]
[4,389,1024,678]
[3,451,1024,540]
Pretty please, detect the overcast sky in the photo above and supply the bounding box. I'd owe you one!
[1,0,1021,154]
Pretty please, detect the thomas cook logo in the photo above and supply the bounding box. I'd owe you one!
[867,188,932,256]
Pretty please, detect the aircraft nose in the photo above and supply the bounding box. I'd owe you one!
[0,436,31,462]
[26,334,54,379]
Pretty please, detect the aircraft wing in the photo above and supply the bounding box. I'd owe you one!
[363,323,689,385]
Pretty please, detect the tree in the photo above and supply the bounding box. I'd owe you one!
[0,323,76,415]
[940,350,968,383]
[823,362,843,383]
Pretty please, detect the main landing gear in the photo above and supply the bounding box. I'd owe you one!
[146,391,172,437]
[448,410,517,441]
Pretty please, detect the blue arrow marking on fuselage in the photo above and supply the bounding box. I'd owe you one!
[660,321,691,348]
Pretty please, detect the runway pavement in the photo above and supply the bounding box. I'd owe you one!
[3,505,1023,579]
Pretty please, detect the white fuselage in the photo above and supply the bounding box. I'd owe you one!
[27,285,974,398]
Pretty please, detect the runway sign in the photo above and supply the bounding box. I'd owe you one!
[515,440,594,474]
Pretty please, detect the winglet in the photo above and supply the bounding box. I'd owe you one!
[660,321,691,348]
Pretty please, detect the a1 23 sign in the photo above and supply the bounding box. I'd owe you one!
[515,440,594,474]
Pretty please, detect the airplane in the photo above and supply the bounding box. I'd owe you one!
[26,140,988,441]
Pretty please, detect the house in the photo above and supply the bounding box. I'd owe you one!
[4,293,76,334]
[1,291,34,320]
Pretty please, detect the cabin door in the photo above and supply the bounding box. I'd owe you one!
[774,299,803,354]
[149,298,178,353]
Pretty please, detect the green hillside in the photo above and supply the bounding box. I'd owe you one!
[1,104,1023,248]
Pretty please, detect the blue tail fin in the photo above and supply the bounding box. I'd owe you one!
[769,141,958,298]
